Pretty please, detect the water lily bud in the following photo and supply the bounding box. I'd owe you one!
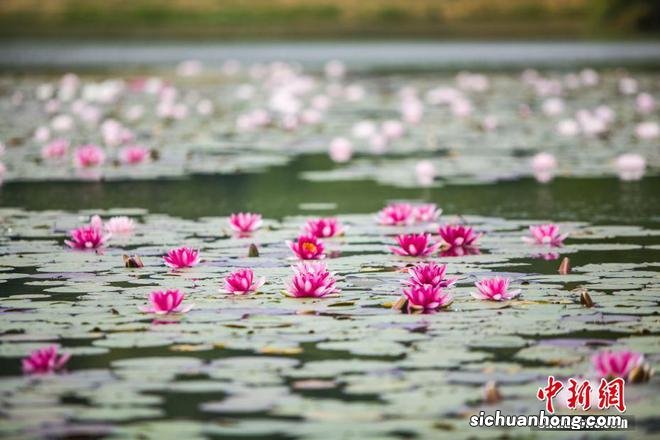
[483,381,502,404]
[558,257,570,274]
[391,295,408,312]
[628,363,653,384]
[580,290,594,308]
[248,243,259,258]
[123,254,144,268]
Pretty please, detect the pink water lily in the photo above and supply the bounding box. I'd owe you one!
[139,289,193,314]
[412,203,441,223]
[284,262,339,298]
[523,224,567,247]
[390,233,440,257]
[438,224,481,248]
[41,138,69,160]
[592,350,644,380]
[229,212,263,235]
[223,268,266,295]
[440,246,481,257]
[73,144,105,168]
[406,262,456,289]
[377,203,414,226]
[472,277,521,301]
[119,145,150,165]
[104,216,135,234]
[65,225,109,250]
[22,345,71,375]
[288,234,325,260]
[163,246,200,269]
[403,284,453,313]
[304,218,344,238]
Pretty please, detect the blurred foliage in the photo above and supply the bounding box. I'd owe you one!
[0,0,657,38]
[589,0,660,32]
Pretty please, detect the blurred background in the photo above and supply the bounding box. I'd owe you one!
[0,0,659,40]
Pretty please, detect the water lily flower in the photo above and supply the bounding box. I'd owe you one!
[65,225,109,250]
[351,120,377,139]
[438,224,481,248]
[163,246,200,269]
[390,233,440,257]
[472,277,521,301]
[328,137,353,163]
[415,160,436,186]
[382,120,405,140]
[531,152,557,183]
[556,119,579,137]
[523,224,568,247]
[119,145,150,165]
[139,289,193,314]
[304,218,343,238]
[592,350,644,380]
[377,203,414,226]
[635,93,655,114]
[223,268,265,295]
[615,154,646,181]
[104,216,135,234]
[406,262,456,289]
[229,212,263,235]
[440,246,481,257]
[412,203,441,223]
[41,139,69,160]
[288,234,325,260]
[635,121,659,140]
[542,97,564,116]
[73,144,105,168]
[22,345,70,375]
[284,262,339,298]
[402,284,453,313]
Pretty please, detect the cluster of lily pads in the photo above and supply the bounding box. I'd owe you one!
[17,200,652,389]
[0,62,656,187]
[1,204,657,438]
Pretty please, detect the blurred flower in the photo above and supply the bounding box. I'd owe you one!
[592,350,644,380]
[556,119,579,137]
[382,120,405,140]
[41,139,69,160]
[635,93,655,114]
[304,218,343,238]
[284,262,339,298]
[140,289,193,314]
[223,268,265,295]
[438,224,481,248]
[635,121,659,140]
[104,216,135,234]
[531,152,557,183]
[328,137,353,163]
[472,277,521,301]
[377,203,414,226]
[406,262,456,289]
[229,212,263,235]
[415,160,436,186]
[403,284,453,313]
[523,224,568,247]
[119,145,150,165]
[412,203,441,223]
[390,233,440,257]
[288,234,325,260]
[163,246,200,269]
[73,144,105,168]
[615,154,646,181]
[65,225,108,250]
[22,346,70,375]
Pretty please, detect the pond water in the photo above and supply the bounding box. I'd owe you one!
[0,51,658,438]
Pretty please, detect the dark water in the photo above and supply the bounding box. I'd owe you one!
[2,40,660,71]
[2,154,659,226]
